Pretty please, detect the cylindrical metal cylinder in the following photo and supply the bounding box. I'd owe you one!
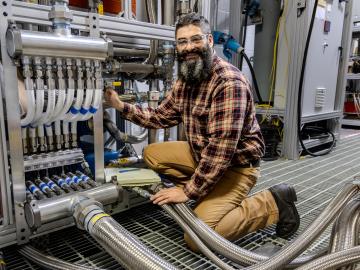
[6,29,113,60]
[24,183,121,229]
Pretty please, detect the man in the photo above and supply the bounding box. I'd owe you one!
[105,13,300,251]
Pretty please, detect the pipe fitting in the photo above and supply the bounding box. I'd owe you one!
[72,197,103,230]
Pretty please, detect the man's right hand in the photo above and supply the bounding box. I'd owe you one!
[104,87,124,111]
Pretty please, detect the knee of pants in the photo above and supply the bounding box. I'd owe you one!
[184,233,201,253]
[143,144,157,169]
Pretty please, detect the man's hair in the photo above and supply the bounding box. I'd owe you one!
[175,13,211,36]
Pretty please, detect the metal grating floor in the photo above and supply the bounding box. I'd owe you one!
[4,132,360,269]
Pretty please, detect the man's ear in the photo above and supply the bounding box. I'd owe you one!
[207,34,214,48]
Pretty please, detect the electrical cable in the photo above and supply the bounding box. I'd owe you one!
[297,0,335,157]
[239,6,249,69]
[241,51,263,103]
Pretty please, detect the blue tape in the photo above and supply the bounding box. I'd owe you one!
[89,106,97,114]
[81,175,89,181]
[48,182,55,189]
[73,176,80,184]
[29,184,38,193]
[70,107,80,114]
[80,108,88,115]
[65,177,73,185]
[58,179,65,187]
[39,182,47,192]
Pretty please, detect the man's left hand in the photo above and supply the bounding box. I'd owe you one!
[150,187,189,205]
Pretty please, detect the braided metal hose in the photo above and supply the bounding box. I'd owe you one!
[173,182,359,268]
[18,245,102,270]
[245,182,360,270]
[295,246,360,270]
[328,198,360,270]
[162,204,235,270]
[88,213,178,270]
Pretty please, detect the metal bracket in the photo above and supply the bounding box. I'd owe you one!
[297,0,306,9]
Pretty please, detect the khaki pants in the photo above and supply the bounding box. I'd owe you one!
[144,141,279,252]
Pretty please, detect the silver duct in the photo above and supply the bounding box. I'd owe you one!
[24,183,121,229]
[74,201,178,270]
[172,181,359,268]
[245,182,360,270]
[18,245,103,270]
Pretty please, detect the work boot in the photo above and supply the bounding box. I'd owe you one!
[269,183,300,239]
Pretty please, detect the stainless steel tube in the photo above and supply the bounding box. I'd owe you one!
[24,183,121,228]
[295,246,360,270]
[173,181,359,268]
[6,29,112,60]
[329,198,360,253]
[81,205,178,270]
[116,63,156,74]
[245,182,360,270]
[113,47,150,57]
[19,245,103,270]
[162,204,234,270]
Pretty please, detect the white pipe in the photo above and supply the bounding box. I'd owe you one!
[37,125,45,138]
[63,89,84,122]
[46,89,66,124]
[70,121,77,136]
[71,88,94,122]
[31,89,45,125]
[20,90,36,127]
[54,121,61,137]
[62,121,69,135]
[82,89,102,121]
[45,124,53,137]
[32,88,56,127]
[57,88,75,121]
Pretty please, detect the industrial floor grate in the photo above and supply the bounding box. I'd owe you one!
[4,133,360,269]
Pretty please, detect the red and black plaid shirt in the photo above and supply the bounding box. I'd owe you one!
[122,55,265,200]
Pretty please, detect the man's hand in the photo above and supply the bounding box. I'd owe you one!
[104,88,124,111]
[150,187,189,205]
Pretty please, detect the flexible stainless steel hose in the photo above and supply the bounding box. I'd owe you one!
[18,245,102,270]
[328,198,360,270]
[89,214,178,270]
[295,246,360,270]
[245,182,359,270]
[162,204,235,270]
[174,182,359,268]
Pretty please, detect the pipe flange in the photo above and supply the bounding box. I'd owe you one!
[72,198,103,230]
[24,200,41,229]
[48,6,73,22]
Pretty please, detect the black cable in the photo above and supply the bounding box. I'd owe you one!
[239,11,248,69]
[241,51,263,103]
[297,0,335,157]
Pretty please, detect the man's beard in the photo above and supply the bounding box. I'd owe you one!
[177,44,213,84]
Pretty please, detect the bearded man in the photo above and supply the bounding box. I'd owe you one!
[104,13,300,252]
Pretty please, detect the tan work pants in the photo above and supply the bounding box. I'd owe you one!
[144,141,279,252]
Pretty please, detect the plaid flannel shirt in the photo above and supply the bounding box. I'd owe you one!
[121,55,265,200]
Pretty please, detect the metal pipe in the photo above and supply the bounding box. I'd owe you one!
[113,47,150,57]
[24,183,121,229]
[245,182,360,270]
[329,198,360,253]
[162,0,175,25]
[116,63,156,74]
[6,29,112,60]
[173,181,359,268]
[19,245,103,270]
[295,246,360,270]
[74,202,178,270]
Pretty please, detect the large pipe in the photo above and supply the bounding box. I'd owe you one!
[245,182,360,270]
[18,245,103,270]
[6,29,112,60]
[115,63,156,74]
[24,183,121,229]
[74,202,178,270]
[173,182,359,268]
[113,47,150,57]
[295,246,360,270]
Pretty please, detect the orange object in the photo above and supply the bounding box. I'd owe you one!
[103,0,121,14]
[69,0,88,9]
[103,0,136,16]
